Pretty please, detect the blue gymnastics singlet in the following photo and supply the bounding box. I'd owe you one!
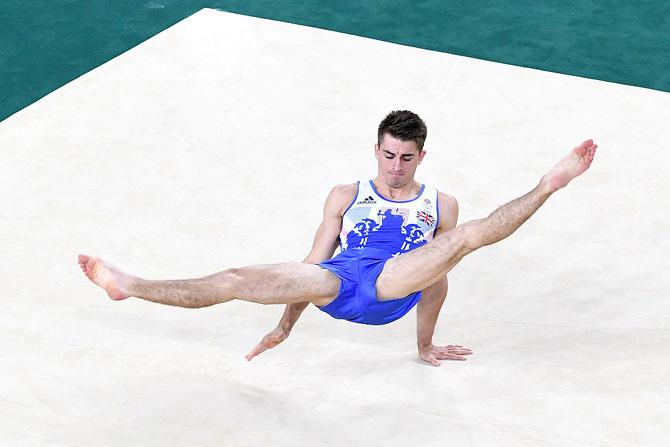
[317,180,440,325]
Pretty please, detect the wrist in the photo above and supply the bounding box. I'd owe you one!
[279,320,293,334]
[417,340,432,350]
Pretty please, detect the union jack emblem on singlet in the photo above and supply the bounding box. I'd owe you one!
[416,210,435,226]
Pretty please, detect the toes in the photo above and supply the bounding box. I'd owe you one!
[85,258,98,277]
[574,145,588,157]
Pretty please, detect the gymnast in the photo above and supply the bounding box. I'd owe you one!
[78,110,597,366]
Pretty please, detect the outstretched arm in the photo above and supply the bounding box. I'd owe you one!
[245,183,356,361]
[416,192,473,366]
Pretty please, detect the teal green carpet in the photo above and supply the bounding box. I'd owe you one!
[1,1,668,122]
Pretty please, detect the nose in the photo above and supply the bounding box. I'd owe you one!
[392,157,402,171]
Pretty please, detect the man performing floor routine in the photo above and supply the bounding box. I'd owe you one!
[78,110,598,366]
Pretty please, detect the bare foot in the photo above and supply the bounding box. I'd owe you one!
[78,254,132,300]
[545,139,598,192]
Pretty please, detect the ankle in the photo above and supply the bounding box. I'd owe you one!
[539,175,557,195]
[123,275,141,297]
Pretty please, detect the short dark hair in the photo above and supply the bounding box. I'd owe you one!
[377,110,427,151]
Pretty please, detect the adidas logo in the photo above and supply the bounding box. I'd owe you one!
[356,195,376,205]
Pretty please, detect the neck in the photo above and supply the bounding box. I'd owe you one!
[372,176,421,200]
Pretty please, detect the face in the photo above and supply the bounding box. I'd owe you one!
[375,133,425,188]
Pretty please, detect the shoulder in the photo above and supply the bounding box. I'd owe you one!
[437,191,458,211]
[330,182,358,197]
[436,190,459,231]
[325,182,358,216]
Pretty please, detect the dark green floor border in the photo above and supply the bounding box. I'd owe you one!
[2,1,668,122]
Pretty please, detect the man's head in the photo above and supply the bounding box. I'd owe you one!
[375,110,427,188]
[377,110,427,151]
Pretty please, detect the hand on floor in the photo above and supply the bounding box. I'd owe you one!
[419,344,473,366]
[245,326,290,361]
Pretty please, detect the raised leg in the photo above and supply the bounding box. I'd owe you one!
[376,139,597,299]
[78,255,340,308]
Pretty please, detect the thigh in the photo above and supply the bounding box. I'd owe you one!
[231,262,341,306]
[376,228,467,300]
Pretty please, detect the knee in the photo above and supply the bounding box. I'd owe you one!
[434,225,473,255]
[224,267,240,277]
[451,220,485,253]
[213,267,240,279]
[207,267,242,295]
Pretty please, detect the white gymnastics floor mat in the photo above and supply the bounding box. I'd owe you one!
[1,8,668,447]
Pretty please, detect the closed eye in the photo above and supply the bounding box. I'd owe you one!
[382,149,415,161]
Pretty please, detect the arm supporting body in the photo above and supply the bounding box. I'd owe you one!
[277,184,356,329]
[416,275,449,349]
[415,191,472,366]
[245,184,356,360]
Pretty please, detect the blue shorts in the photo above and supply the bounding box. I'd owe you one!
[316,247,422,325]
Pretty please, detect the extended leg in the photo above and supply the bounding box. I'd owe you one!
[377,139,597,299]
[78,255,340,308]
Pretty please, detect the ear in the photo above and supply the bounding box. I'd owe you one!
[418,150,426,164]
[374,143,380,160]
